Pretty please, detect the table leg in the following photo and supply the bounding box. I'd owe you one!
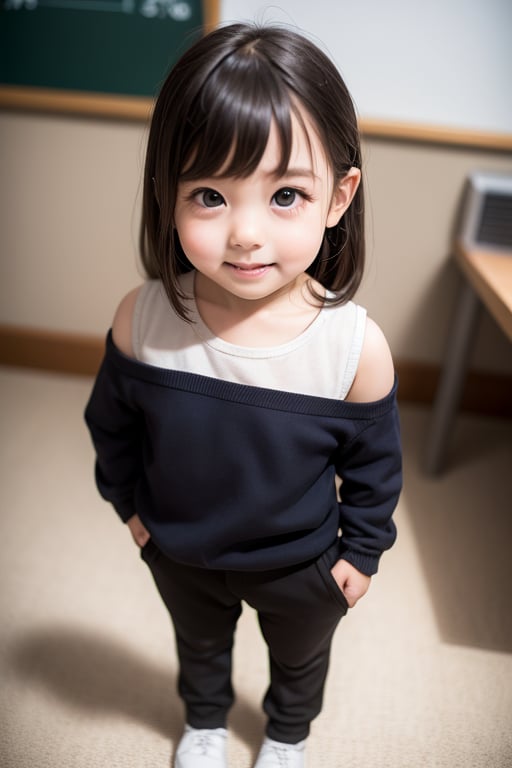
[424,277,482,475]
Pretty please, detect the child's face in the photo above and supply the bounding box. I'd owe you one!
[173,105,358,306]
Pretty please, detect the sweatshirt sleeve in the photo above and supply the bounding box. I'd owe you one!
[84,336,144,523]
[335,393,402,576]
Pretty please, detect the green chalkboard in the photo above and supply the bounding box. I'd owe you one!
[0,0,219,117]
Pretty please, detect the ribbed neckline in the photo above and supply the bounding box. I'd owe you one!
[106,330,398,420]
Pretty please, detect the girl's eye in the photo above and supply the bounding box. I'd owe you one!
[273,187,298,207]
[196,189,225,208]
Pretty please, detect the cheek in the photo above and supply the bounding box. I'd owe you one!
[177,220,218,260]
[280,221,325,262]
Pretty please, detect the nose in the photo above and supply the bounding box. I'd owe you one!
[228,207,264,250]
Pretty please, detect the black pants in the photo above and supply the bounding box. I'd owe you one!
[141,540,348,744]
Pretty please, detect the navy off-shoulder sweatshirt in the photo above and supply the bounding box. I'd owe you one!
[84,332,402,576]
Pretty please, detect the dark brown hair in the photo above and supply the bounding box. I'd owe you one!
[140,22,364,319]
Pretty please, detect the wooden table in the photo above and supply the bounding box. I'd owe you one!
[425,240,512,474]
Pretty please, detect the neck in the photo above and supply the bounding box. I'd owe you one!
[193,272,325,347]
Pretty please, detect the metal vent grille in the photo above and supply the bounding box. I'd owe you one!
[458,172,512,252]
[476,192,512,247]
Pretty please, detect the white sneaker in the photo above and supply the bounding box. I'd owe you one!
[253,737,306,768]
[175,725,228,768]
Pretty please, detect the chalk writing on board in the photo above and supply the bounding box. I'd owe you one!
[3,0,193,19]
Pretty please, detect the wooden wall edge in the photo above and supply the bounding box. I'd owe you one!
[203,0,220,30]
[0,325,510,417]
[394,359,511,417]
[2,86,511,152]
[358,117,512,152]
[0,326,104,378]
[0,86,154,122]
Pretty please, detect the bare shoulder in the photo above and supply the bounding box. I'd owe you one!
[112,286,143,358]
[346,316,395,403]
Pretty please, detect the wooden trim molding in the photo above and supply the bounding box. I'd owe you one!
[2,86,510,152]
[1,325,511,417]
[0,86,154,122]
[359,117,512,152]
[203,0,220,31]
[395,359,512,417]
[0,326,104,378]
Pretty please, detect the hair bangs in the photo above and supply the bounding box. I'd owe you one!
[180,50,294,182]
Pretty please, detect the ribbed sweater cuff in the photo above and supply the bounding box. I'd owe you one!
[339,546,381,576]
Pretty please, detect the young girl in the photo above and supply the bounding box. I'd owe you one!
[85,22,402,768]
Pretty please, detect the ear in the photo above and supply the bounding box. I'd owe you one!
[326,167,361,228]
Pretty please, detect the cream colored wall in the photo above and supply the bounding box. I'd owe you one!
[358,139,512,372]
[0,111,145,336]
[1,110,512,372]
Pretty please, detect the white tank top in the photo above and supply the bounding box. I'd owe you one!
[132,271,366,400]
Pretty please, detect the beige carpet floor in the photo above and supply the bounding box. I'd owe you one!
[0,365,511,768]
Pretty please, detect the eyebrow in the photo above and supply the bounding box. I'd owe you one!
[276,167,319,181]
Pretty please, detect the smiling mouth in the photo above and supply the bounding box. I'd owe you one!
[227,263,274,272]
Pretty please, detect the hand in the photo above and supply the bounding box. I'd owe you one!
[126,514,151,548]
[330,559,371,608]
